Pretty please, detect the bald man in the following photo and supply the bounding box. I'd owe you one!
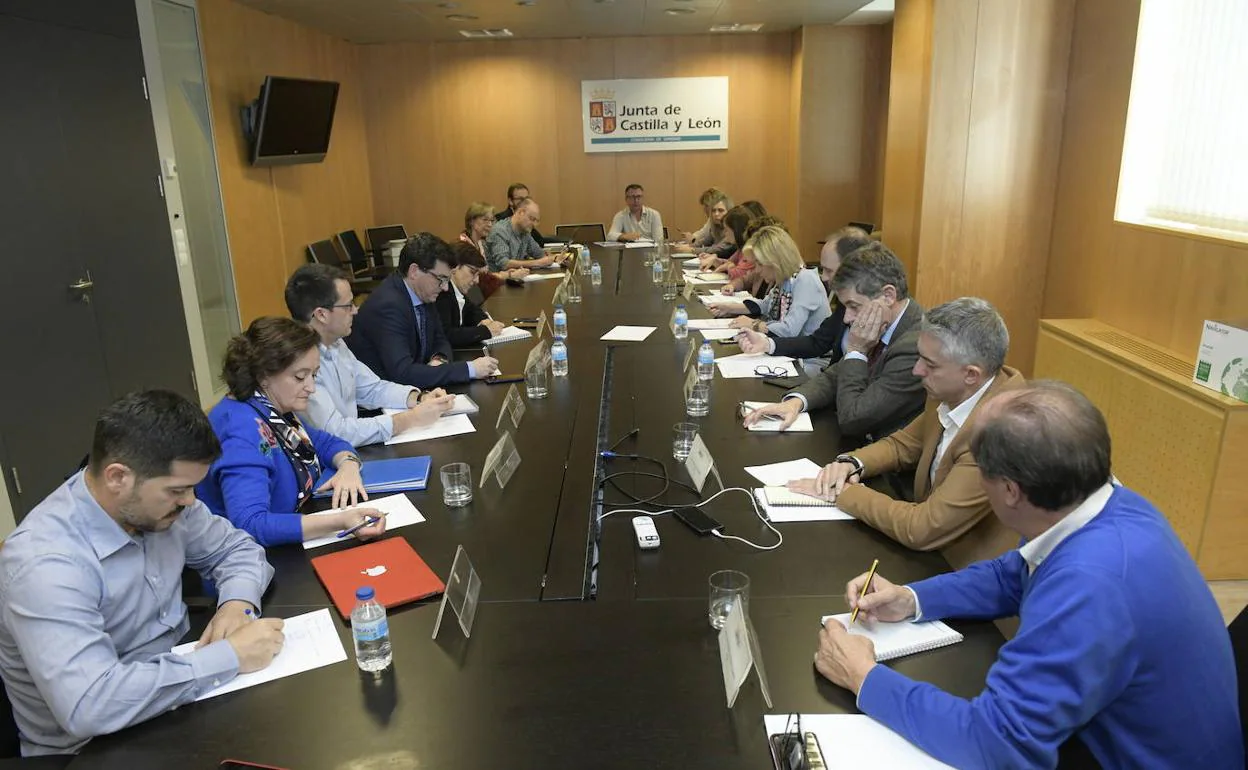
[813,381,1242,769]
[484,198,556,273]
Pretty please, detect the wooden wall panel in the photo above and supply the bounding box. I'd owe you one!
[199,0,375,323]
[913,0,1074,374]
[792,25,892,258]
[1044,0,1248,357]
[880,0,934,277]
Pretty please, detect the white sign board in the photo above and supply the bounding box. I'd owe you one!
[582,77,728,153]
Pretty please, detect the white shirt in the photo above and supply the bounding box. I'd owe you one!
[452,282,467,315]
[930,375,996,484]
[607,206,664,243]
[1019,482,1115,573]
[302,339,416,447]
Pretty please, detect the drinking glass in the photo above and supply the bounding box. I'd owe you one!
[441,463,473,507]
[685,383,710,417]
[708,570,750,630]
[673,422,698,461]
[525,364,549,399]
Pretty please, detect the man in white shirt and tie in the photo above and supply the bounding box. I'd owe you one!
[789,297,1026,569]
[285,264,455,447]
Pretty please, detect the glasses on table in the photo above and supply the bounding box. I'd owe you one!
[754,365,790,378]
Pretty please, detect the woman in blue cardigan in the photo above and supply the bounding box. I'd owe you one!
[197,317,387,547]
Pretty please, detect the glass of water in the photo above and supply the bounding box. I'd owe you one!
[525,363,549,399]
[673,422,698,461]
[685,382,710,417]
[708,570,750,630]
[441,462,473,507]
[565,276,582,303]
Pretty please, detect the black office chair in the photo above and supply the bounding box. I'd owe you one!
[306,240,381,294]
[554,223,606,243]
[663,226,669,241]
[365,224,408,254]
[334,230,391,279]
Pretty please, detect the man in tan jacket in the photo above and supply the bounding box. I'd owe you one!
[791,297,1024,569]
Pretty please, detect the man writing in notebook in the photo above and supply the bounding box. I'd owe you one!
[812,382,1242,769]
[790,297,1024,568]
[285,264,456,447]
[0,391,283,756]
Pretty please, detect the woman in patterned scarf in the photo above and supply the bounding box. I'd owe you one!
[196,317,387,546]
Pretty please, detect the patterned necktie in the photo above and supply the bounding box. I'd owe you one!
[414,304,427,352]
[867,340,888,369]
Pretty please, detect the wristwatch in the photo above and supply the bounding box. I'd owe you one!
[834,454,865,479]
[340,453,363,468]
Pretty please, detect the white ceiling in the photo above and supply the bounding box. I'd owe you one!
[227,0,887,44]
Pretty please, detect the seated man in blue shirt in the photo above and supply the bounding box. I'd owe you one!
[347,233,498,389]
[285,264,456,446]
[0,391,283,756]
[813,381,1242,769]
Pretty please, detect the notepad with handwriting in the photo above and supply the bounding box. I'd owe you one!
[483,325,533,346]
[820,614,963,662]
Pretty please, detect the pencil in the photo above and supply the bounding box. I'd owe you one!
[850,558,880,625]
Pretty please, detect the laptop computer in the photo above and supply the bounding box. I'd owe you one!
[311,538,445,617]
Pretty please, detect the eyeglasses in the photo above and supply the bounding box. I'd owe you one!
[754,365,790,378]
[626,194,644,200]
[324,302,355,312]
[775,713,805,770]
[423,269,451,287]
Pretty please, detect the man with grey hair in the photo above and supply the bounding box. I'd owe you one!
[811,382,1241,768]
[790,296,1024,568]
[743,241,926,441]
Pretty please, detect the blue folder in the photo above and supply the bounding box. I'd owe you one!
[313,456,431,498]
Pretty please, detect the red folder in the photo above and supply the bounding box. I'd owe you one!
[311,538,445,618]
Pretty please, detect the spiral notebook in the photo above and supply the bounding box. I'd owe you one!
[762,487,834,506]
[483,326,533,346]
[820,614,963,662]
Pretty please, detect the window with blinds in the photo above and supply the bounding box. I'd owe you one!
[1115,0,1248,244]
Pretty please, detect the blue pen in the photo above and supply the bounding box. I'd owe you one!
[243,608,255,620]
[337,515,381,539]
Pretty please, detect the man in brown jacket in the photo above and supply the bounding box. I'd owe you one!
[791,297,1024,569]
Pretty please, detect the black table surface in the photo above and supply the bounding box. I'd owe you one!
[68,247,1002,769]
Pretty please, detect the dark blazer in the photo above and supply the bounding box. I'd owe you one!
[346,274,470,388]
[435,287,491,347]
[771,302,846,365]
[789,299,926,440]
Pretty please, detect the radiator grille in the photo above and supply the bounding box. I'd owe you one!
[1088,331,1192,377]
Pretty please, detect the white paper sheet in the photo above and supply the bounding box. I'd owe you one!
[753,488,853,522]
[522,272,566,282]
[624,239,656,249]
[600,325,657,342]
[682,258,701,267]
[384,394,477,417]
[685,273,730,285]
[384,413,476,446]
[302,493,426,550]
[698,328,740,342]
[714,353,798,379]
[687,318,736,329]
[739,401,813,432]
[483,326,533,345]
[698,292,752,307]
[762,714,956,769]
[174,609,347,701]
[743,458,823,486]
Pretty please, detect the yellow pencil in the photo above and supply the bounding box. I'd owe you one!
[850,558,880,625]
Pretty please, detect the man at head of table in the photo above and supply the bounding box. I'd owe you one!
[812,381,1242,769]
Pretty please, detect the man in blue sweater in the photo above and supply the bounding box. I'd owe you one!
[814,381,1242,769]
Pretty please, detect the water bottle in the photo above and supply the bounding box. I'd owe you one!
[697,340,715,381]
[590,261,602,286]
[652,258,664,284]
[350,586,392,672]
[552,339,569,377]
[674,304,689,339]
[579,245,591,275]
[553,304,568,339]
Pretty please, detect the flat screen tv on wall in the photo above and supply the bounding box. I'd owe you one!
[241,76,339,166]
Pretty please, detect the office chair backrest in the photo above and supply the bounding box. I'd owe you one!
[554,223,606,243]
[662,226,669,240]
[307,239,342,267]
[335,230,369,266]
[365,225,408,252]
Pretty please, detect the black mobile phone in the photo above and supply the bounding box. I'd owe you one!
[674,506,723,537]
[762,376,803,389]
[767,731,827,770]
[486,374,525,384]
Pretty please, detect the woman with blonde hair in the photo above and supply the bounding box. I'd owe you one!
[678,188,734,256]
[712,226,830,342]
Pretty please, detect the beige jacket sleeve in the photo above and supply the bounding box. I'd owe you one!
[849,406,934,477]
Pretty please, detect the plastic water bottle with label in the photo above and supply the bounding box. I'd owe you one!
[590,261,602,286]
[652,258,664,284]
[553,304,568,339]
[673,304,689,339]
[351,586,392,672]
[552,339,569,377]
[579,245,591,275]
[697,340,715,381]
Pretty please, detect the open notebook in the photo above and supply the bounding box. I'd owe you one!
[484,326,533,346]
[820,614,964,662]
[762,487,834,506]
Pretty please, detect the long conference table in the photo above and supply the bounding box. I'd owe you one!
[68,247,1005,769]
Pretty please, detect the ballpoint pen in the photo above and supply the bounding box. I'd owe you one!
[850,558,880,625]
[737,400,782,421]
[336,515,381,539]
